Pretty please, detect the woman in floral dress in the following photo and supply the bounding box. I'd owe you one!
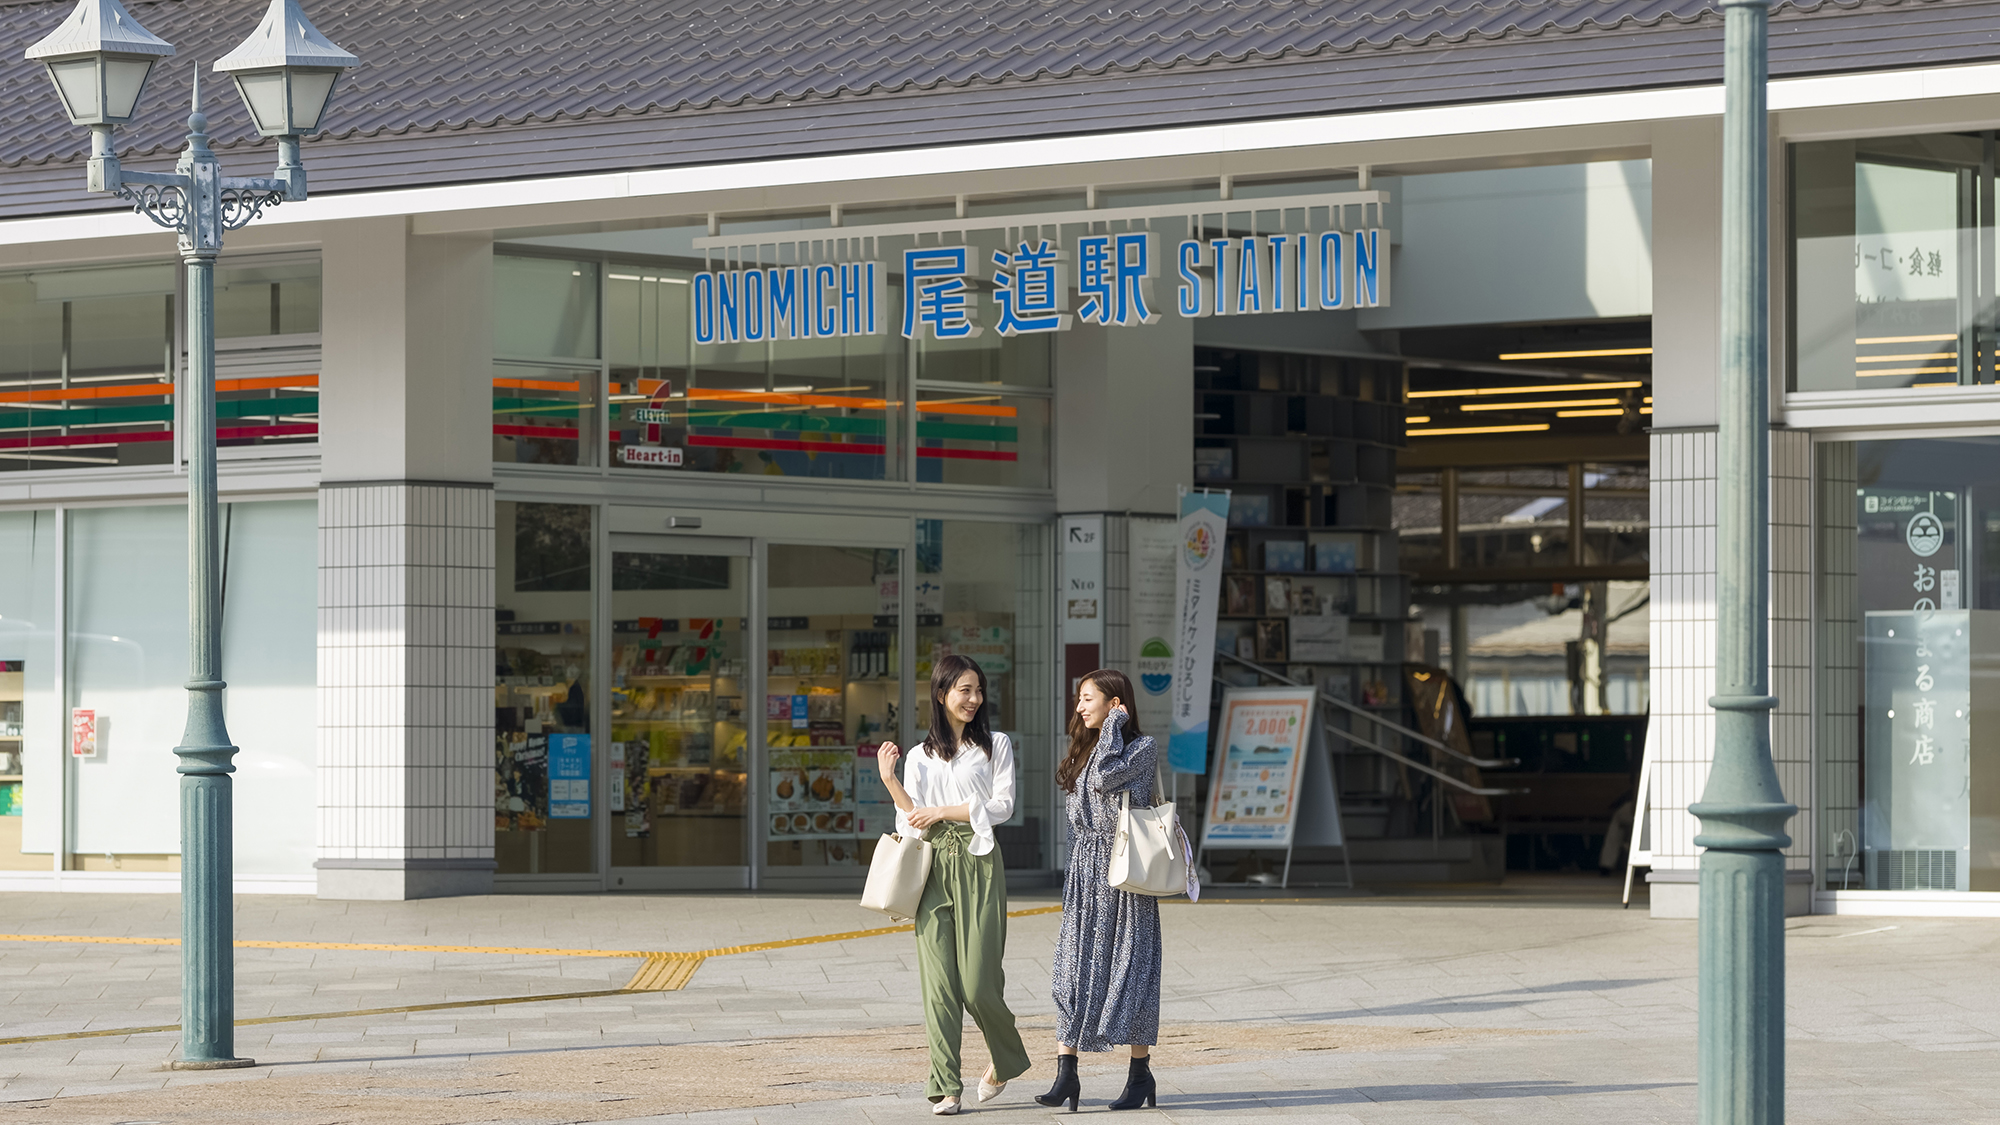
[1034,668,1163,1112]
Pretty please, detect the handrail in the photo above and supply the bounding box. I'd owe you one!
[1318,721,1527,797]
[1214,650,1517,768]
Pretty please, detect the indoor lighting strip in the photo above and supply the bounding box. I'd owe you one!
[1409,380,1644,400]
[1497,347,1653,361]
[1556,408,1626,418]
[1407,423,1551,436]
[1459,397,1622,412]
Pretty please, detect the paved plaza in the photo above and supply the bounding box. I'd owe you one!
[0,879,1994,1122]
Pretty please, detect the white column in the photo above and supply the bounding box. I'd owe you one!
[314,219,496,899]
[1646,119,1813,916]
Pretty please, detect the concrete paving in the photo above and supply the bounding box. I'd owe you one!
[0,878,1992,1122]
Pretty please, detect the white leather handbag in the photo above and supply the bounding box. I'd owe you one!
[1107,777,1191,898]
[860,832,934,921]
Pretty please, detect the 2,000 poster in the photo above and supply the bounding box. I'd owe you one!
[1200,686,1317,847]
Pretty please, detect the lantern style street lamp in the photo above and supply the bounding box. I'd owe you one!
[1696,1,1796,1122]
[24,0,355,1071]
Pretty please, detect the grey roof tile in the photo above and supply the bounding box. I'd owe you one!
[0,0,1991,220]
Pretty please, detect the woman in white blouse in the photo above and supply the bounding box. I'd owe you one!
[876,654,1031,1116]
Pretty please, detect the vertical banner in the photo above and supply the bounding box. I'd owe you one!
[1060,515,1105,698]
[1128,517,1179,736]
[1168,490,1231,773]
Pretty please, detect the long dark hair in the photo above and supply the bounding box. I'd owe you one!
[1058,668,1142,793]
[922,654,993,762]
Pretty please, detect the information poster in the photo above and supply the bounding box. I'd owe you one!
[548,732,591,819]
[1129,517,1179,736]
[1200,686,1315,846]
[769,748,857,840]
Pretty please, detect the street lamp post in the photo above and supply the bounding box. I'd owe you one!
[1695,1,1797,1121]
[25,0,355,1070]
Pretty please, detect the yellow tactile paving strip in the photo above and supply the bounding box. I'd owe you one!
[0,904,1067,1048]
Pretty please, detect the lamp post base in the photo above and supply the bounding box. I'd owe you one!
[168,1057,258,1070]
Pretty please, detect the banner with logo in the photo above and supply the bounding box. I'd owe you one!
[1129,517,1179,737]
[1167,490,1231,773]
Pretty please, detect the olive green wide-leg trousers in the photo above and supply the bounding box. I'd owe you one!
[915,823,1031,1101]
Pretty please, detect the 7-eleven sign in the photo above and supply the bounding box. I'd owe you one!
[620,380,684,466]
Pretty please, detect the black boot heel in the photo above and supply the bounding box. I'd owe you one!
[1034,1055,1080,1112]
[1108,1056,1157,1111]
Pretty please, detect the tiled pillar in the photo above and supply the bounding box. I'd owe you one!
[1815,444,1861,891]
[1770,428,1816,901]
[316,482,496,899]
[314,218,494,899]
[1646,427,1717,916]
[1647,427,1813,917]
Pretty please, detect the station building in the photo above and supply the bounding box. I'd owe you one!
[2,0,1998,916]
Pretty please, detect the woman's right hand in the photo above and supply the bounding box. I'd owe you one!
[876,741,901,779]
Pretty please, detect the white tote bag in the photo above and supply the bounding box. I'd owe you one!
[1107,777,1191,898]
[860,832,933,921]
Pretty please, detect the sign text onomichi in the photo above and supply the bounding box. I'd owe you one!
[690,223,1391,348]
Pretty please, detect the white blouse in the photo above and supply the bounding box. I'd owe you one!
[895,732,1016,857]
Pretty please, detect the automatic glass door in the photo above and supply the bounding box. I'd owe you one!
[607,536,752,888]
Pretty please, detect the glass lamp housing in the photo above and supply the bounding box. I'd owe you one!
[25,0,175,127]
[228,66,342,135]
[213,0,357,137]
[40,52,158,125]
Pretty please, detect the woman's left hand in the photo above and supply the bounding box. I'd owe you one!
[906,806,944,829]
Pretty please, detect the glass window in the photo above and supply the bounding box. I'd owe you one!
[0,262,175,471]
[608,546,751,872]
[616,260,903,479]
[764,544,900,873]
[1817,436,2000,891]
[495,256,599,361]
[493,364,599,467]
[912,520,1054,869]
[215,256,321,338]
[68,505,190,859]
[495,502,598,875]
[0,511,57,870]
[1791,133,1997,392]
[913,390,1049,489]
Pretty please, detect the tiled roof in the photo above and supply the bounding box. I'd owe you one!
[0,0,1934,168]
[1,0,1993,220]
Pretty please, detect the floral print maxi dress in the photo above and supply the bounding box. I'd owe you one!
[1052,709,1162,1051]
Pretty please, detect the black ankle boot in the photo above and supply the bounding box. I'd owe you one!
[1033,1054,1080,1112]
[1107,1055,1157,1110]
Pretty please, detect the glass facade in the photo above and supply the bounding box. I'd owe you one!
[609,546,751,871]
[764,543,901,870]
[1817,436,2000,891]
[494,501,598,875]
[912,520,1054,867]
[493,242,1053,488]
[0,512,57,869]
[1792,132,2000,392]
[0,257,322,472]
